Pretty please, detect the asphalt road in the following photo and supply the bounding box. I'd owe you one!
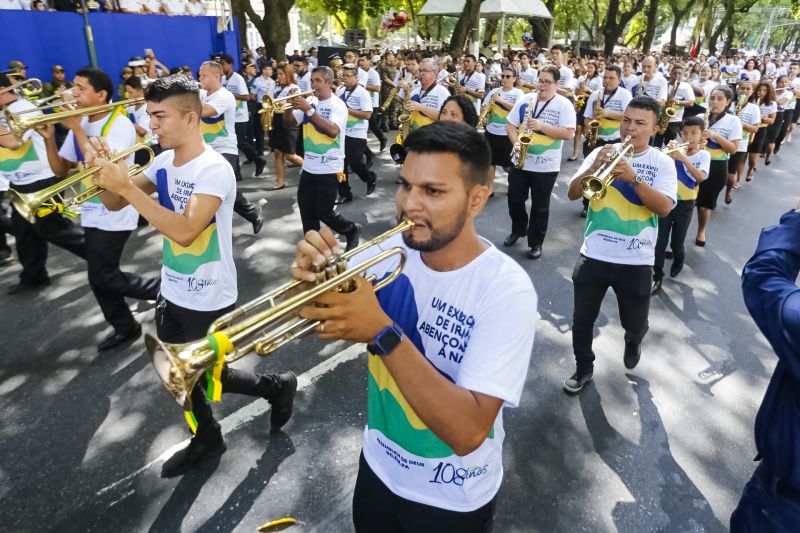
[0,135,795,533]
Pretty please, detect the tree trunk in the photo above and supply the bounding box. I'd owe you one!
[641,0,659,53]
[484,19,498,44]
[529,17,552,48]
[449,0,484,55]
[668,0,696,54]
[723,23,735,55]
[602,0,647,56]
[242,0,294,61]
[231,0,249,49]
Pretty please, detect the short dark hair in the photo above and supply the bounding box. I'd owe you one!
[627,95,660,121]
[145,75,202,115]
[405,53,419,63]
[605,65,622,78]
[124,75,143,90]
[464,54,477,62]
[218,53,234,65]
[293,56,309,64]
[75,67,114,103]
[0,73,11,88]
[710,83,734,103]
[539,64,560,82]
[403,121,491,188]
[440,95,479,127]
[550,44,565,53]
[681,115,705,130]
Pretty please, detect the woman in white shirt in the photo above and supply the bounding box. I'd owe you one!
[570,61,599,161]
[267,64,303,190]
[739,58,761,82]
[746,81,777,181]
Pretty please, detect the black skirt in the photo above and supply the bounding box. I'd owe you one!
[268,111,299,154]
[485,131,513,167]
[696,159,728,210]
[747,126,767,154]
[765,112,784,144]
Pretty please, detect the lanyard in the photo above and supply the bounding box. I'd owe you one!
[532,95,554,120]
[340,88,354,105]
[602,89,617,107]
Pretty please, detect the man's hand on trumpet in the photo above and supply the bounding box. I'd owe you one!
[84,136,131,195]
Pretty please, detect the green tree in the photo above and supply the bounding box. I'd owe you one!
[667,0,698,53]
[232,0,295,60]
[602,0,647,54]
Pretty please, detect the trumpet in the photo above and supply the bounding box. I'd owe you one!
[580,136,634,201]
[7,141,154,223]
[146,219,415,411]
[662,141,689,155]
[258,91,313,131]
[1,98,144,140]
[0,78,42,96]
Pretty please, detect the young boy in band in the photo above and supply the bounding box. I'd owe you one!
[652,116,710,294]
[564,96,677,393]
[87,76,296,478]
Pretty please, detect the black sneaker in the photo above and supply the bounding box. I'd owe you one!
[651,278,662,295]
[252,205,264,235]
[254,158,267,177]
[503,233,521,247]
[624,341,641,369]
[346,223,362,251]
[366,175,377,196]
[334,196,354,206]
[670,262,683,278]
[563,369,593,393]
[526,245,543,260]
[98,323,142,352]
[7,278,50,295]
[161,428,226,478]
[269,372,297,431]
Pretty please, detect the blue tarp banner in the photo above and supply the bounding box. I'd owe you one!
[0,11,240,86]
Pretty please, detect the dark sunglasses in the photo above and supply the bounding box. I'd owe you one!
[501,74,515,79]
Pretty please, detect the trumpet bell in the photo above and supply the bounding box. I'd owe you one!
[580,176,607,201]
[145,335,199,410]
[665,107,677,117]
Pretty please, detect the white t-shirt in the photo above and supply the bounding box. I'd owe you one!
[557,65,573,91]
[482,87,524,136]
[119,0,142,11]
[223,72,250,123]
[367,67,382,108]
[459,70,486,113]
[292,95,347,174]
[186,0,204,15]
[142,146,237,311]
[0,0,25,8]
[574,145,677,265]
[518,65,538,91]
[668,81,695,122]
[777,87,792,111]
[296,71,312,93]
[506,93,576,173]
[127,103,156,145]
[632,74,668,101]
[58,108,139,231]
[582,75,603,92]
[740,69,761,82]
[142,0,161,12]
[360,234,537,512]
[674,149,711,201]
[621,74,639,92]
[734,102,761,152]
[337,85,372,140]
[584,87,633,142]
[162,0,186,14]
[200,87,238,156]
[1,99,52,186]
[409,83,451,132]
[250,75,274,103]
[705,112,742,161]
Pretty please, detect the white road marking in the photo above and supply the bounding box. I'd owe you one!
[96,343,365,497]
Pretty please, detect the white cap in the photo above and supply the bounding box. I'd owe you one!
[493,52,503,60]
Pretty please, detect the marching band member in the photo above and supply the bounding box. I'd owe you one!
[218,54,266,175]
[292,120,536,531]
[86,76,297,478]
[124,76,160,166]
[726,81,760,201]
[284,66,362,250]
[653,64,695,148]
[785,62,800,143]
[267,64,303,191]
[569,60,601,161]
[632,56,668,105]
[482,66,524,189]
[41,67,159,351]
[504,65,575,260]
[197,61,264,234]
[358,53,387,152]
[250,64,275,156]
[765,76,790,164]
[620,60,639,92]
[335,64,376,205]
[438,95,479,126]
[653,116,709,293]
[548,44,574,98]
[458,54,486,115]
[292,56,312,158]
[564,96,677,393]
[745,82,777,182]
[517,52,538,93]
[403,58,450,133]
[0,73,87,294]
[695,85,742,247]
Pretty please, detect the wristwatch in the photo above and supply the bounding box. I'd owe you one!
[632,174,645,186]
[368,324,404,356]
[305,107,316,118]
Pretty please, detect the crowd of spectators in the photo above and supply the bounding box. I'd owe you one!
[0,0,205,15]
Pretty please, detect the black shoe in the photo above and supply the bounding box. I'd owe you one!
[269,372,297,431]
[670,262,683,278]
[563,369,593,393]
[624,341,641,369]
[379,138,387,152]
[252,205,264,235]
[664,249,674,259]
[503,233,521,247]
[254,158,267,177]
[651,278,662,295]
[161,428,227,478]
[7,278,50,295]
[366,180,376,196]
[345,223,362,251]
[334,195,354,205]
[579,206,588,218]
[526,245,542,260]
[98,323,142,351]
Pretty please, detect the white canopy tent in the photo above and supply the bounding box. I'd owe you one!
[418,0,552,54]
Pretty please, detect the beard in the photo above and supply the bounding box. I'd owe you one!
[400,208,467,252]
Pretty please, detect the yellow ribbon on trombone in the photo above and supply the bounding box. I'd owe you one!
[204,331,234,402]
[36,200,78,219]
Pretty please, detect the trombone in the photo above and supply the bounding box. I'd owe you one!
[258,91,313,130]
[1,97,144,140]
[145,219,415,411]
[580,136,634,201]
[0,78,42,96]
[7,141,154,223]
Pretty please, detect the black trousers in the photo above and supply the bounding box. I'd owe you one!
[235,121,262,163]
[571,255,652,373]
[249,102,266,155]
[9,178,87,285]
[352,453,496,533]
[653,122,681,148]
[369,107,387,145]
[298,170,356,235]
[155,295,282,436]
[774,109,793,153]
[221,152,260,224]
[339,136,376,198]
[85,227,159,334]
[0,191,13,258]
[507,169,559,248]
[654,199,694,280]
